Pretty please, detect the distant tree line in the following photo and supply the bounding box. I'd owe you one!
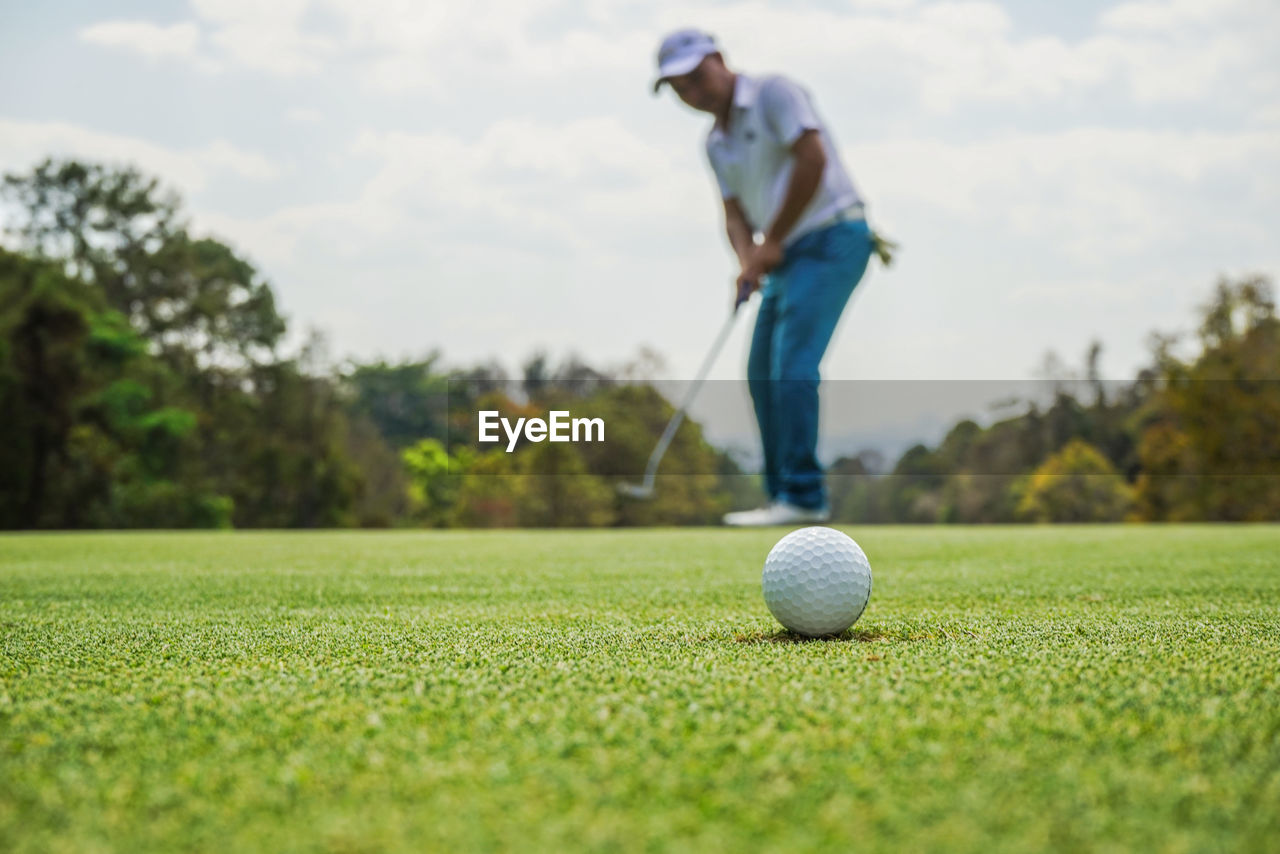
[0,159,751,528]
[827,276,1279,523]
[1,159,1276,528]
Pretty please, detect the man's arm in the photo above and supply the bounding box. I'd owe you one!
[736,129,826,298]
[765,129,825,246]
[723,196,755,269]
[724,197,760,309]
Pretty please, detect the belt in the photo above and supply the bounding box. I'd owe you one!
[810,204,866,231]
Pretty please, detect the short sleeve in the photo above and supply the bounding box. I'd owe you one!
[759,76,820,147]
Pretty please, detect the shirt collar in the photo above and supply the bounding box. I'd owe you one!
[708,73,757,144]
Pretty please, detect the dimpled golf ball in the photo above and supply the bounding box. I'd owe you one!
[762,526,872,637]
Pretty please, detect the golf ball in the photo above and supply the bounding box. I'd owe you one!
[762,527,872,637]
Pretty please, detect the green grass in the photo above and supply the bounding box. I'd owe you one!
[2,526,1279,853]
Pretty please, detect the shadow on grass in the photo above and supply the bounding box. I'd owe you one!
[734,623,975,645]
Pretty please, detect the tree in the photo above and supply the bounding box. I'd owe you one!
[344,355,450,449]
[576,383,733,526]
[512,442,616,528]
[0,248,232,528]
[451,450,520,528]
[828,451,889,523]
[1134,276,1280,520]
[884,444,948,523]
[1015,439,1134,522]
[3,159,285,366]
[215,357,363,528]
[2,160,380,529]
[402,438,465,527]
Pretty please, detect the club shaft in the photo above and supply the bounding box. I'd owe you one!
[639,309,739,486]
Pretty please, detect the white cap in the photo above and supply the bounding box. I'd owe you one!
[652,29,718,93]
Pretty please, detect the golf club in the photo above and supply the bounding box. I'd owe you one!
[618,289,750,500]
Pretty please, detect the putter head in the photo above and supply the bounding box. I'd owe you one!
[616,481,655,500]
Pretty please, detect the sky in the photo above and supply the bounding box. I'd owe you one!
[1,0,1278,454]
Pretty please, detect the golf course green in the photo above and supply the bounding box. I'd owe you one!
[3,526,1278,852]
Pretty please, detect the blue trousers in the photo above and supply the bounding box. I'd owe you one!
[747,219,872,510]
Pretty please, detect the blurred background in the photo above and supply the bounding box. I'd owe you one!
[1,0,1277,528]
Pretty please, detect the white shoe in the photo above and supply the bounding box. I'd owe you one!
[723,501,831,527]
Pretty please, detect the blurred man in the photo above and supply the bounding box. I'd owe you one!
[653,29,890,526]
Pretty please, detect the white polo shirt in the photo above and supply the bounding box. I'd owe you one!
[705,73,863,246]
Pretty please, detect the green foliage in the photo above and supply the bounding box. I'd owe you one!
[94,378,152,423]
[402,438,463,527]
[108,478,235,529]
[87,311,147,362]
[1,161,387,529]
[0,248,235,528]
[343,356,449,449]
[138,406,197,438]
[511,441,616,527]
[1135,276,1280,520]
[578,384,733,526]
[342,414,413,528]
[2,159,285,363]
[2,527,1279,851]
[451,449,521,527]
[1015,438,1135,522]
[212,360,364,528]
[828,453,890,523]
[432,381,737,528]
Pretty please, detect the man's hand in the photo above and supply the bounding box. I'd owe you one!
[735,237,784,307]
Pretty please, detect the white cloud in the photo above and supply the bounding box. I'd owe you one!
[1102,0,1246,32]
[684,0,1278,112]
[0,119,279,193]
[80,2,334,76]
[286,107,323,123]
[78,20,206,63]
[183,111,1279,381]
[1253,102,1280,127]
[192,0,336,75]
[76,0,1280,113]
[197,139,280,180]
[202,114,704,272]
[323,0,652,94]
[854,127,1280,260]
[37,1,1280,384]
